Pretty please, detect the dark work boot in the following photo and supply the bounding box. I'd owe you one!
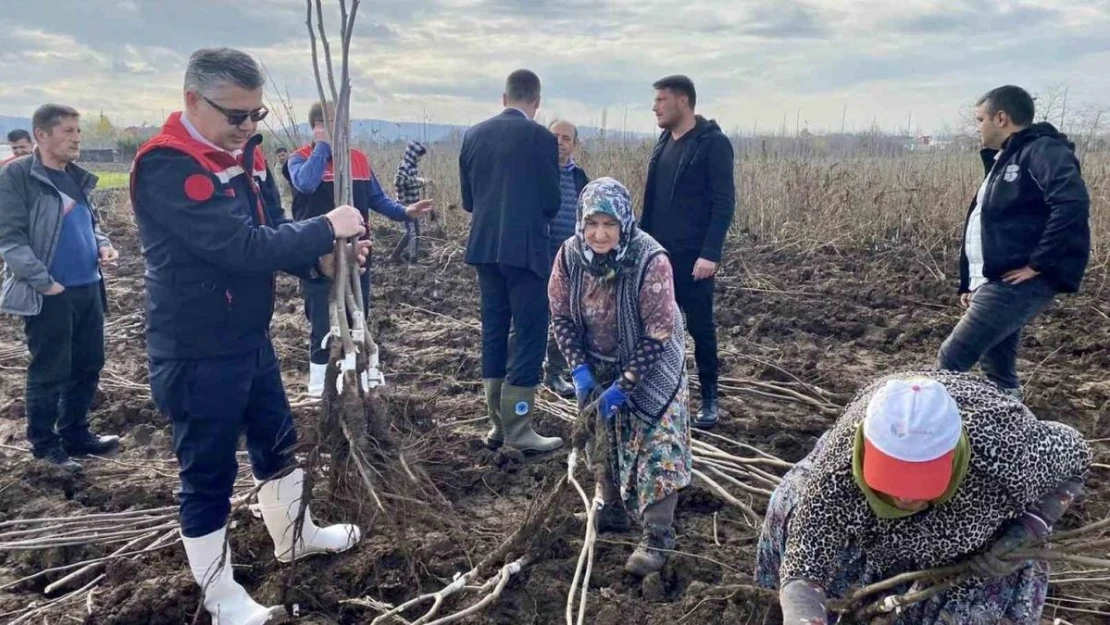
[38,446,83,473]
[62,433,120,457]
[544,371,575,399]
[693,379,719,429]
[575,500,632,533]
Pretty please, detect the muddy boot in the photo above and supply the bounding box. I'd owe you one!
[625,524,676,577]
[256,468,362,563]
[574,480,630,531]
[625,493,678,577]
[500,384,563,453]
[483,378,505,450]
[575,499,632,533]
[181,526,281,625]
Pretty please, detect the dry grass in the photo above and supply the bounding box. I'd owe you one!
[359,138,1109,273]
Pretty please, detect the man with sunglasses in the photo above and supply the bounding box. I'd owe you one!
[130,47,369,625]
[288,100,433,397]
[938,85,1090,399]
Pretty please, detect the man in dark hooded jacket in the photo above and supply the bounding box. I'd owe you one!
[938,85,1090,398]
[640,75,735,429]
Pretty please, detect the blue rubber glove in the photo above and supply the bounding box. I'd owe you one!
[571,364,597,408]
[598,383,628,424]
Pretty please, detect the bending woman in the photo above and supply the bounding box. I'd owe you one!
[757,370,1091,623]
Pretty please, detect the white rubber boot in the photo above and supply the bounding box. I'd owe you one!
[256,468,362,563]
[181,526,280,625]
[335,354,382,394]
[307,363,326,398]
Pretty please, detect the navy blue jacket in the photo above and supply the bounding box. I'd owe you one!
[460,108,561,278]
[131,112,336,359]
[959,123,1090,294]
[640,116,736,263]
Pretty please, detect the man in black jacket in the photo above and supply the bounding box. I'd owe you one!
[460,69,563,454]
[938,85,1090,398]
[640,75,735,429]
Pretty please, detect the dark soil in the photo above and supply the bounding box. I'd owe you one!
[0,196,1107,624]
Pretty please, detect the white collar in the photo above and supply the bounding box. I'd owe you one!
[181,112,243,157]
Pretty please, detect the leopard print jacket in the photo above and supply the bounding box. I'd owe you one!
[781,370,1091,588]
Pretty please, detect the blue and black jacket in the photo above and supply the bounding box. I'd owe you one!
[130,112,336,359]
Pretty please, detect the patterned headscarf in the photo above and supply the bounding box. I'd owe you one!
[568,177,643,283]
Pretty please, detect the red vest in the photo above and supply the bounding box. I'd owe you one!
[292,143,373,181]
[132,112,270,224]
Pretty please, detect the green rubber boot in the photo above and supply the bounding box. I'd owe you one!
[484,378,505,450]
[499,384,564,453]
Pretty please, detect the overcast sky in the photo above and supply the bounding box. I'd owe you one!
[0,0,1107,135]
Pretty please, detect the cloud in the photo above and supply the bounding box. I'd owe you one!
[0,0,1107,134]
[890,0,1058,35]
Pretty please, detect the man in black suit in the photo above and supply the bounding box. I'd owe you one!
[460,69,563,454]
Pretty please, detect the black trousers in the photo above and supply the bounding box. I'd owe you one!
[475,263,549,387]
[670,251,719,386]
[24,283,105,455]
[303,272,371,365]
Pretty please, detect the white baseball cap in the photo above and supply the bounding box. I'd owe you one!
[862,377,962,500]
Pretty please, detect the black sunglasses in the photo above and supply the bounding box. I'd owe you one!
[202,95,269,126]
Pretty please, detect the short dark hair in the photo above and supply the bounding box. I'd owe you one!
[977,85,1034,126]
[32,104,80,136]
[7,129,31,144]
[275,147,288,154]
[308,101,335,128]
[653,75,697,110]
[505,69,541,104]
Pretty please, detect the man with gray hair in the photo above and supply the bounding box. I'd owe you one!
[544,119,589,397]
[460,69,563,454]
[131,47,368,624]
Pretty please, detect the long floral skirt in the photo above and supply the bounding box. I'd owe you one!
[755,433,1050,625]
[595,363,692,518]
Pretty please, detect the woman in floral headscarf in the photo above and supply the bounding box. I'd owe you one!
[548,177,692,576]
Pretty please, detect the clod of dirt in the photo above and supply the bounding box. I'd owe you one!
[641,572,665,602]
[494,447,525,472]
[20,461,81,499]
[129,423,156,447]
[87,573,198,625]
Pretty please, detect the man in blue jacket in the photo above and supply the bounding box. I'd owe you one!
[640,75,736,429]
[288,100,432,397]
[545,119,589,397]
[460,69,563,454]
[0,104,120,473]
[131,47,369,624]
[938,85,1090,398]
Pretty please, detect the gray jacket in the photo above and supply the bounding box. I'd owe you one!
[0,152,110,316]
